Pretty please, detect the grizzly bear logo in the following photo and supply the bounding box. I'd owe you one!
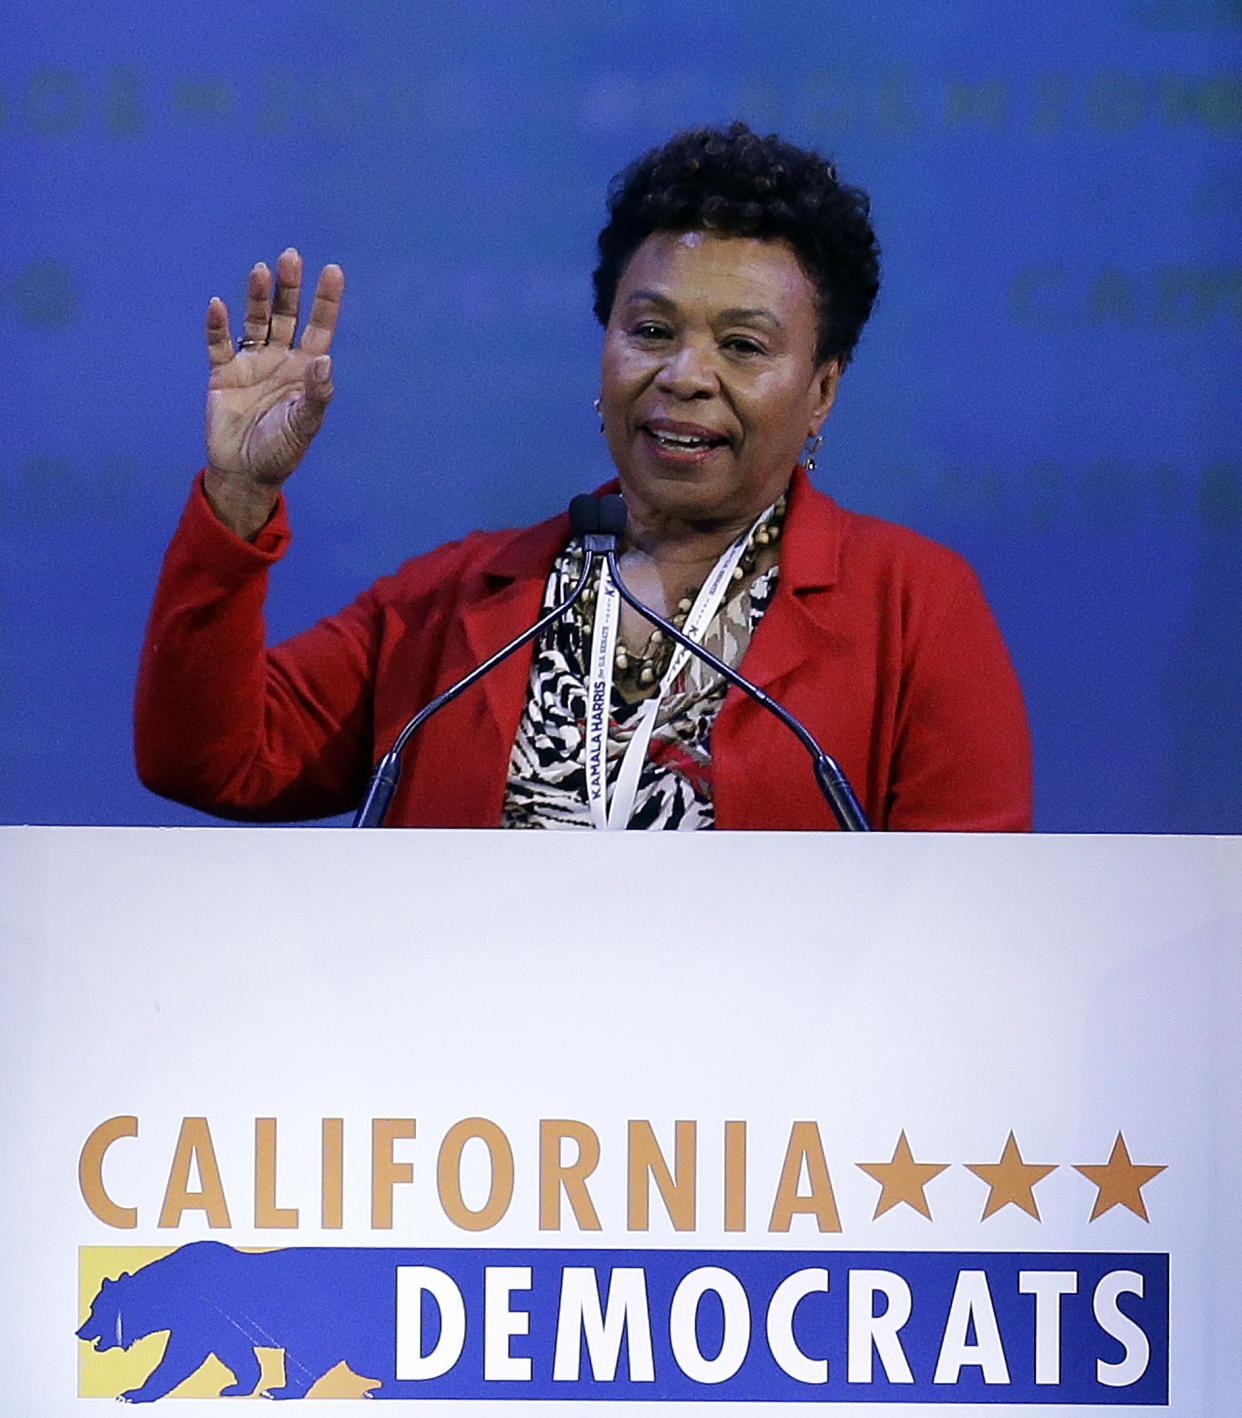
[77,1242,396,1402]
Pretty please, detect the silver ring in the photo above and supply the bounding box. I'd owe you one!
[237,338,267,350]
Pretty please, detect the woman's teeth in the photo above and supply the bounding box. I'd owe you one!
[650,429,719,450]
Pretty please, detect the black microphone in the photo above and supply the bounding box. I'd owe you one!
[352,495,622,828]
[596,493,871,832]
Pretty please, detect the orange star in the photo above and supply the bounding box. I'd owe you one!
[857,1131,949,1220]
[966,1131,1057,1221]
[1075,1132,1166,1221]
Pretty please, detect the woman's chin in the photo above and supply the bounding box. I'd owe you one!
[617,460,788,533]
[620,470,726,518]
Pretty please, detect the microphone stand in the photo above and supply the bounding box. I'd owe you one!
[352,498,621,828]
[351,490,868,831]
[603,545,871,833]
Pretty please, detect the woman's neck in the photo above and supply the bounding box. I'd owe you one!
[623,506,755,572]
[616,504,762,626]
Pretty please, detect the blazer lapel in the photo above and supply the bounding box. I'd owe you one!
[457,511,571,738]
[739,465,843,691]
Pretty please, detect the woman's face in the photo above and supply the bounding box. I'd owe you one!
[599,231,841,533]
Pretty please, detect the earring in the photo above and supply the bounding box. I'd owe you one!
[803,432,823,473]
[593,397,604,433]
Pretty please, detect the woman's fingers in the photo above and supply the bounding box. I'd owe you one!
[205,250,340,380]
[241,262,273,346]
[287,355,335,444]
[206,296,234,366]
[305,354,334,406]
[228,253,337,355]
[298,264,344,356]
[268,248,302,346]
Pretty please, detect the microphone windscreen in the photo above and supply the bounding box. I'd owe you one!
[597,494,628,539]
[568,493,600,535]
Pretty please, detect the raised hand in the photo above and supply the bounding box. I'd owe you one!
[203,248,343,538]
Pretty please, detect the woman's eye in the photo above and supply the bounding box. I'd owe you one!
[724,336,765,356]
[632,322,670,340]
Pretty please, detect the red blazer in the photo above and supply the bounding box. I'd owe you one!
[135,467,1032,830]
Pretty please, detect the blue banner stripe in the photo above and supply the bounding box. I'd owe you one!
[78,1243,1168,1403]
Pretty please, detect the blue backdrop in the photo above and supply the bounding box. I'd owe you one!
[3,0,1239,830]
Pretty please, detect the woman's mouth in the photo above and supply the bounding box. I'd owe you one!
[642,423,730,459]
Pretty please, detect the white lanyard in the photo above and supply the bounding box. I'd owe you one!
[583,505,771,830]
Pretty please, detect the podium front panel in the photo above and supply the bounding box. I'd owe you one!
[1,828,1238,1413]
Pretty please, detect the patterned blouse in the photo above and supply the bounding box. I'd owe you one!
[501,541,779,830]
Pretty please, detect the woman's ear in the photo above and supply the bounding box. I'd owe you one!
[810,356,845,429]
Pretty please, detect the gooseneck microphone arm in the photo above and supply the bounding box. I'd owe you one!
[351,490,867,831]
[352,494,624,828]
[599,498,871,832]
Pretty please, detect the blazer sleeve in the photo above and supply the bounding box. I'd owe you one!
[134,476,379,820]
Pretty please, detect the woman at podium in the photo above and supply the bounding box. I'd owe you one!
[135,124,1031,831]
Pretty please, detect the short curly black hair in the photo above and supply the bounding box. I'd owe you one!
[593,122,880,367]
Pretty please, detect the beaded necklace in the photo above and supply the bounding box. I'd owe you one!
[567,493,787,694]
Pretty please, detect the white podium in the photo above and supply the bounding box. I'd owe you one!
[1,827,1238,1413]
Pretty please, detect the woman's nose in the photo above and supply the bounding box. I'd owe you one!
[655,338,718,398]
